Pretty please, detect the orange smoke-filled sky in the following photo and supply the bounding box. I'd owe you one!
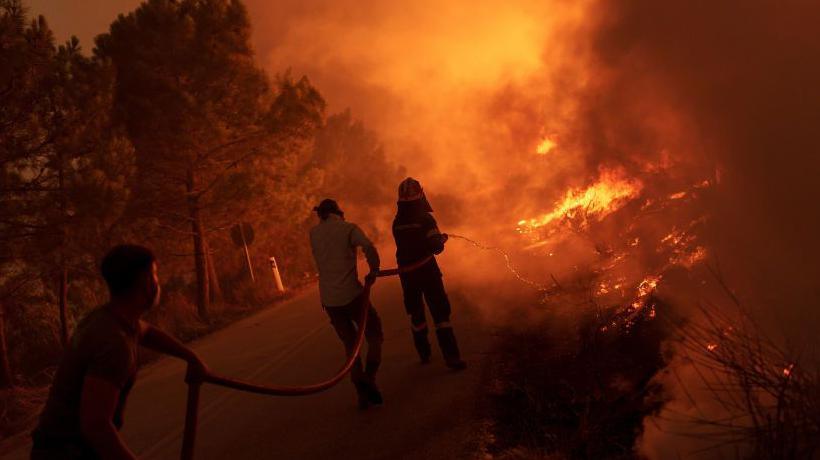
[28,0,589,237]
[28,0,565,158]
[29,0,556,102]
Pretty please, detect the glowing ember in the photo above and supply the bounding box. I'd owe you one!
[517,169,643,233]
[624,275,662,327]
[660,223,708,269]
[661,230,685,246]
[637,275,661,298]
[783,364,795,377]
[707,343,718,352]
[673,246,708,268]
[535,137,557,155]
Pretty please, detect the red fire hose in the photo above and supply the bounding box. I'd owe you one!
[179,256,433,460]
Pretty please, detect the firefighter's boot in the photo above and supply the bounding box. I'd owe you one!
[412,327,432,364]
[436,327,467,370]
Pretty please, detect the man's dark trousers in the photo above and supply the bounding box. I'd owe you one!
[324,293,383,385]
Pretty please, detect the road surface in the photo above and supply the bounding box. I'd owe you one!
[2,276,487,459]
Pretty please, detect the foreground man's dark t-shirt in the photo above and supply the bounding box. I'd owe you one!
[33,306,139,453]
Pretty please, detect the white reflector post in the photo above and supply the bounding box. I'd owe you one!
[269,256,285,293]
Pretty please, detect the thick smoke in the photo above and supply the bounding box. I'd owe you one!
[243,0,820,322]
[569,0,820,456]
[32,0,820,289]
[241,0,585,295]
[246,0,564,203]
[583,0,820,318]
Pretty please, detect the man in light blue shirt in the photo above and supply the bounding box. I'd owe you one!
[309,199,384,409]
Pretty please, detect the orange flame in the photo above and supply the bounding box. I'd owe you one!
[535,137,556,155]
[517,169,642,233]
[631,275,661,310]
[637,275,660,297]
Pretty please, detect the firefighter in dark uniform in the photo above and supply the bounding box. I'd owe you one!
[392,177,466,370]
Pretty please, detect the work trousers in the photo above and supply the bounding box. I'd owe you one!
[399,261,460,362]
[324,293,383,385]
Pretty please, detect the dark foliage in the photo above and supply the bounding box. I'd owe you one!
[482,301,669,459]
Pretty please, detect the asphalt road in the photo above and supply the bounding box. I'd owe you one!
[3,275,487,460]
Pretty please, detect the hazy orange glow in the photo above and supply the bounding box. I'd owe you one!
[516,169,643,234]
[248,0,595,205]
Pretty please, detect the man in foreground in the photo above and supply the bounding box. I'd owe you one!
[309,198,384,409]
[392,177,466,370]
[31,245,209,460]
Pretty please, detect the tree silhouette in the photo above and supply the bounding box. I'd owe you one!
[96,0,323,320]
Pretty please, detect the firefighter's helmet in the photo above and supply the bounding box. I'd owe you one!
[398,177,433,212]
[398,177,424,202]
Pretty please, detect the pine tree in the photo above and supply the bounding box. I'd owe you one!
[96,0,323,320]
[1,0,134,356]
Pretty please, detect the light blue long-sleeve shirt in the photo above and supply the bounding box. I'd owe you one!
[309,214,380,307]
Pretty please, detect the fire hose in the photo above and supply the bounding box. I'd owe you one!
[179,255,434,460]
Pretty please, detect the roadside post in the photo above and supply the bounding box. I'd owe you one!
[230,222,255,282]
[269,256,285,293]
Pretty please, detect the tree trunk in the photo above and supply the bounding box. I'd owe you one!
[187,169,210,322]
[58,265,69,346]
[57,150,70,348]
[204,239,223,304]
[0,302,13,388]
